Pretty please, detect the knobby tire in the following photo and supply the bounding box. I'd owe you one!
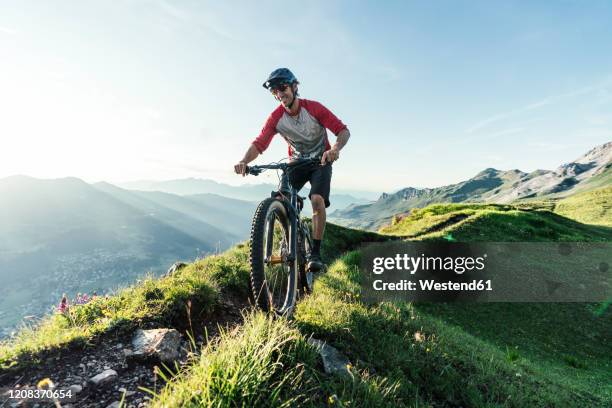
[249,197,298,316]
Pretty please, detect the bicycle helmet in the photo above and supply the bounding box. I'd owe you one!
[262,68,298,89]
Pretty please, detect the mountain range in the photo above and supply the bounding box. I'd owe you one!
[118,179,376,214]
[330,141,612,230]
[0,173,376,336]
[0,177,257,336]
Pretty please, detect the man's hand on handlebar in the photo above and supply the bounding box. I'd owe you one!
[235,157,322,177]
[234,161,248,176]
[321,147,340,165]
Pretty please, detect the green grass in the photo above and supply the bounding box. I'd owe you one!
[415,302,612,403]
[3,203,610,406]
[579,165,612,191]
[148,222,399,407]
[294,252,611,407]
[152,311,410,407]
[554,186,612,227]
[151,312,317,407]
[0,244,251,370]
[379,203,511,237]
[379,203,612,242]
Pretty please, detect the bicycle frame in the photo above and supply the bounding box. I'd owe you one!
[279,170,300,263]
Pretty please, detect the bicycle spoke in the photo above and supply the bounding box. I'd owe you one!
[262,211,290,310]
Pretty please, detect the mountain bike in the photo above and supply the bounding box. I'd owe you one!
[245,158,318,316]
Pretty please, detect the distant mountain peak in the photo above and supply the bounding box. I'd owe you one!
[477,167,500,175]
[566,141,611,167]
[0,175,91,189]
[551,141,611,180]
[331,141,611,230]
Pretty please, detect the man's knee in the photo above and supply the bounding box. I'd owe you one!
[310,194,326,212]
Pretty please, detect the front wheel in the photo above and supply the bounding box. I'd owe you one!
[249,198,298,316]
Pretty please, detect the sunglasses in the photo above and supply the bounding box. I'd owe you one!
[270,83,290,93]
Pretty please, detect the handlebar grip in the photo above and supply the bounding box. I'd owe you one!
[245,165,262,176]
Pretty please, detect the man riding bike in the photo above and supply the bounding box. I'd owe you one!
[234,68,350,272]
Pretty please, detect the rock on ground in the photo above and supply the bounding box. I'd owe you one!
[129,328,182,364]
[89,369,118,387]
[308,338,352,377]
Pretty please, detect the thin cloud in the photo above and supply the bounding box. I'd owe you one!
[466,112,510,134]
[524,99,550,110]
[450,127,526,148]
[486,127,525,138]
[411,124,530,157]
[156,0,235,40]
[465,81,609,134]
[157,0,191,22]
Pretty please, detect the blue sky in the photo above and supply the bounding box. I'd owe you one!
[1,0,611,192]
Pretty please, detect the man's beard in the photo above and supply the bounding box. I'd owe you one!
[281,95,294,108]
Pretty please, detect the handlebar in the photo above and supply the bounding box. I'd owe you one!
[246,157,322,176]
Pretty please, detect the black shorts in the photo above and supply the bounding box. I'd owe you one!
[287,162,332,208]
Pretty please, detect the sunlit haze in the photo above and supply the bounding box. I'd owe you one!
[1,1,611,192]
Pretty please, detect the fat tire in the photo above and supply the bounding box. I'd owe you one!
[249,197,297,315]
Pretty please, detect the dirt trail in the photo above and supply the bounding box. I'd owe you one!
[0,294,249,408]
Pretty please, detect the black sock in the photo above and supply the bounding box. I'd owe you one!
[312,239,321,255]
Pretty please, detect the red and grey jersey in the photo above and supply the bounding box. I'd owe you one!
[252,99,347,159]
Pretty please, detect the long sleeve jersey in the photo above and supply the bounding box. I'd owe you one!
[252,99,347,159]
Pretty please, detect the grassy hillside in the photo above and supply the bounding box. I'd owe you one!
[152,207,610,406]
[548,163,611,197]
[329,167,539,231]
[153,250,611,407]
[295,253,611,407]
[0,223,384,371]
[554,186,611,227]
[0,244,251,370]
[579,164,612,191]
[1,207,610,406]
[379,202,612,241]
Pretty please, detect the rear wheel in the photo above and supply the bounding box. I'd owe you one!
[249,198,298,316]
